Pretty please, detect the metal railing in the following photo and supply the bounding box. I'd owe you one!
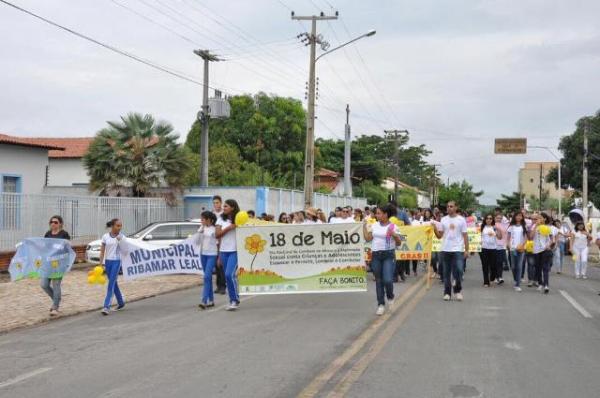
[0,193,183,251]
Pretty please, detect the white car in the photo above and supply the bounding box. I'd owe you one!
[85,221,201,264]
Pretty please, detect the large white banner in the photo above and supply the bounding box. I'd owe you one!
[120,236,203,280]
[236,223,366,294]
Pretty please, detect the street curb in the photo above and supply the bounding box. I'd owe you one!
[0,281,202,335]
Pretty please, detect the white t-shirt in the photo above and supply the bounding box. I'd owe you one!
[330,217,353,224]
[199,226,218,256]
[102,232,124,261]
[507,225,526,249]
[216,217,236,252]
[481,226,497,250]
[438,215,468,252]
[572,231,589,250]
[533,227,552,254]
[410,219,422,226]
[371,222,400,252]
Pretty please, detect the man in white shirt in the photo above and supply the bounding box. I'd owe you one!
[434,201,469,302]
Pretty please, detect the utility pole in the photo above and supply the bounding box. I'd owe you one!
[292,12,338,208]
[194,49,221,187]
[384,129,408,202]
[583,118,589,221]
[431,164,437,207]
[344,104,352,197]
[539,163,543,211]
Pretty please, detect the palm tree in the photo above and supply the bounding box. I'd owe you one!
[84,113,191,197]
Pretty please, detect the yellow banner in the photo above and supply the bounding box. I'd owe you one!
[431,227,481,252]
[395,225,434,261]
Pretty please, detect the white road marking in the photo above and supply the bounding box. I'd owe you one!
[0,367,52,389]
[559,290,593,319]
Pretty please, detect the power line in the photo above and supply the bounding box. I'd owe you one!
[0,0,224,90]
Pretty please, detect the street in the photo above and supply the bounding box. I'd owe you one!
[1,258,600,398]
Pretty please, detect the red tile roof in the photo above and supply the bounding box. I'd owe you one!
[315,168,340,178]
[5,136,94,158]
[0,133,65,150]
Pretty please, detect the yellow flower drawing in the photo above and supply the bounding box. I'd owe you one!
[244,234,267,271]
[16,263,22,270]
[34,259,42,269]
[51,260,59,269]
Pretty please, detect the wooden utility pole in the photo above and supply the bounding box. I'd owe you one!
[385,130,409,201]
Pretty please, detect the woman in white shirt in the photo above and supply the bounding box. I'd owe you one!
[198,211,218,309]
[216,199,241,311]
[100,218,125,315]
[528,213,555,294]
[553,220,569,274]
[363,204,404,316]
[570,222,592,279]
[507,212,527,291]
[480,214,502,287]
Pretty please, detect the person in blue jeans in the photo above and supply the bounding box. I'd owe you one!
[363,204,404,315]
[433,201,469,301]
[198,211,218,309]
[507,212,527,292]
[100,218,125,315]
[216,199,241,311]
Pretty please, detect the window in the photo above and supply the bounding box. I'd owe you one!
[2,176,19,193]
[1,175,22,229]
[180,224,200,239]
[147,225,178,240]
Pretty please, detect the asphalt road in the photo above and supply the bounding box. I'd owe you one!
[1,257,599,398]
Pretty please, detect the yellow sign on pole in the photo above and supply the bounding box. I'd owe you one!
[494,138,527,154]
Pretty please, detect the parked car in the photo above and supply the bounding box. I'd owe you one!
[85,221,200,264]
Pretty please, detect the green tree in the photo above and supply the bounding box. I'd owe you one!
[186,93,306,187]
[355,181,390,205]
[547,111,600,207]
[84,113,190,197]
[438,180,483,211]
[496,192,523,212]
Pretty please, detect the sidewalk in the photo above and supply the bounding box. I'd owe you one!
[0,270,201,333]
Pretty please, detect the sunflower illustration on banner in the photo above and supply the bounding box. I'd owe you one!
[245,234,267,271]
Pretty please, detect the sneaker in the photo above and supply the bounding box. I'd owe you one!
[544,286,549,294]
[537,285,543,292]
[455,293,463,301]
[101,308,110,316]
[443,294,451,301]
[527,281,533,287]
[115,304,125,311]
[483,284,490,288]
[498,279,505,285]
[198,303,207,310]
[514,287,522,292]
[376,305,385,316]
[49,309,58,316]
[387,297,395,307]
[582,275,588,280]
[534,282,539,287]
[226,302,239,311]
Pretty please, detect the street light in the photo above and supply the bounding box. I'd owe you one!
[300,27,377,208]
[528,146,562,218]
[315,30,376,62]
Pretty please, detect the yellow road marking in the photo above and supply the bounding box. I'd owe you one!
[297,277,428,398]
[326,284,429,397]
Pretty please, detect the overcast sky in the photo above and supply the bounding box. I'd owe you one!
[2,0,599,204]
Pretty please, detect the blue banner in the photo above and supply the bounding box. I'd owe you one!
[9,238,76,281]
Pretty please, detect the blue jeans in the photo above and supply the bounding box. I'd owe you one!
[40,277,62,309]
[526,254,535,281]
[442,251,463,296]
[509,250,525,287]
[201,255,217,304]
[371,250,396,306]
[556,241,567,272]
[220,251,239,304]
[103,259,124,309]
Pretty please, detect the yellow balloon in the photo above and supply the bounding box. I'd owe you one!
[87,275,96,285]
[389,216,403,227]
[98,275,107,284]
[235,211,249,227]
[93,266,104,276]
[538,225,551,236]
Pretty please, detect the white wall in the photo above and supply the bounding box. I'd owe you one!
[48,158,88,186]
[0,144,48,194]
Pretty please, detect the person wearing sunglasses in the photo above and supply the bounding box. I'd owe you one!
[42,215,71,316]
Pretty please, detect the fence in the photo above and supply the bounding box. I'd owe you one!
[0,193,183,251]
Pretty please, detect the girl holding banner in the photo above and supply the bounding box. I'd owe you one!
[363,204,404,316]
[216,199,241,311]
[100,219,126,315]
[198,211,218,309]
[42,215,71,316]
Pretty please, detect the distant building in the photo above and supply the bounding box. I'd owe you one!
[0,133,63,194]
[518,161,569,202]
[28,137,93,187]
[314,168,344,195]
[381,178,431,209]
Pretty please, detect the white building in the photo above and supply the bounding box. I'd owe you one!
[0,133,62,194]
[29,137,93,187]
[381,178,432,209]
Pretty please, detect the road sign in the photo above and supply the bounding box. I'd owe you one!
[494,138,527,154]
